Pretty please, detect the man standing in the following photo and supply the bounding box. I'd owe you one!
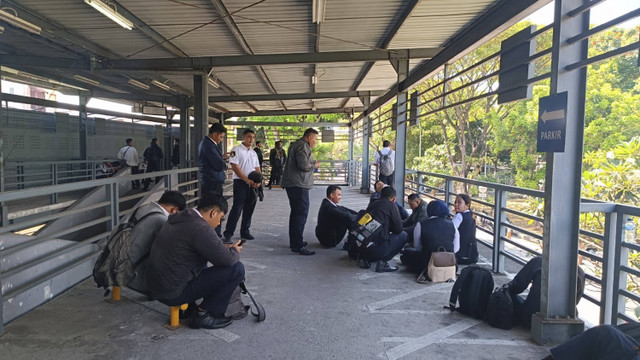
[282,128,319,255]
[147,192,244,329]
[223,129,261,242]
[171,138,180,168]
[316,185,358,248]
[267,141,286,188]
[254,141,264,172]
[128,190,186,294]
[117,138,141,189]
[198,123,228,236]
[374,140,395,187]
[142,138,164,191]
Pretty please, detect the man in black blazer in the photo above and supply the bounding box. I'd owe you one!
[315,185,358,248]
[198,123,229,236]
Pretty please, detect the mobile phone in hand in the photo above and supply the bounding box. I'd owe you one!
[238,239,247,246]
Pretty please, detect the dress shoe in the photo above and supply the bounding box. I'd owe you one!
[190,311,233,329]
[356,254,371,269]
[291,246,315,255]
[375,260,399,273]
[240,233,255,240]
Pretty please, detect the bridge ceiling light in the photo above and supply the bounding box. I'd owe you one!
[0,8,41,34]
[84,0,134,30]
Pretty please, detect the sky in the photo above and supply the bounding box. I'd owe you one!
[526,0,640,28]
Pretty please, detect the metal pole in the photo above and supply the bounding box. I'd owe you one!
[492,189,507,274]
[360,95,371,193]
[193,75,209,166]
[532,0,589,344]
[79,94,89,161]
[600,211,619,324]
[348,126,354,186]
[179,96,189,168]
[393,58,409,207]
[610,209,627,325]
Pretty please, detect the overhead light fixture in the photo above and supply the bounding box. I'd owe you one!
[0,8,42,34]
[151,79,171,91]
[208,76,220,89]
[0,25,4,34]
[128,78,150,90]
[311,74,317,85]
[84,0,134,30]
[73,75,101,86]
[312,0,327,23]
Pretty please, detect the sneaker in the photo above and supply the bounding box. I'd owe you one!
[356,254,371,269]
[375,260,399,273]
[240,233,255,240]
[190,311,233,329]
[291,246,315,256]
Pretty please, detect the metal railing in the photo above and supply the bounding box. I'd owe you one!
[404,169,640,326]
[0,167,200,330]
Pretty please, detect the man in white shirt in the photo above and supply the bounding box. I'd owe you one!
[223,129,261,242]
[117,138,141,189]
[374,140,395,187]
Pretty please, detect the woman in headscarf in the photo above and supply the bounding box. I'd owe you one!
[400,200,459,274]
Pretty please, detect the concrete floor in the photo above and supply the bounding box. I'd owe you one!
[0,186,551,360]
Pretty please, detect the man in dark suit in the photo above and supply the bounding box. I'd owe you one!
[254,141,264,172]
[316,185,358,248]
[198,123,229,236]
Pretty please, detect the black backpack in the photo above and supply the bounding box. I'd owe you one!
[447,266,494,319]
[485,284,515,329]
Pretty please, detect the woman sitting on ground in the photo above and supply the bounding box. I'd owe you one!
[401,200,459,274]
[452,194,478,265]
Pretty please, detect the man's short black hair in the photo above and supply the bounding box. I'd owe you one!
[208,122,227,135]
[158,190,187,211]
[126,138,133,145]
[255,140,262,146]
[197,191,229,213]
[408,193,420,202]
[152,137,158,143]
[303,128,319,138]
[380,186,396,200]
[383,140,390,147]
[326,185,341,198]
[275,140,282,146]
[242,129,255,136]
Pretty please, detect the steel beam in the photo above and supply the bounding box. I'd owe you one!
[208,90,385,103]
[224,121,349,128]
[531,0,588,345]
[1,93,169,123]
[354,0,549,122]
[225,107,363,118]
[103,48,442,71]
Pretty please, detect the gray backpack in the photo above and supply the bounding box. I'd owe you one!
[378,150,394,176]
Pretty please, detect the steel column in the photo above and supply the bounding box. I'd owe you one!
[532,0,589,345]
[492,189,507,273]
[360,95,371,193]
[348,126,354,185]
[193,75,209,163]
[179,96,190,168]
[610,209,626,325]
[600,211,620,324]
[79,94,89,162]
[393,59,409,207]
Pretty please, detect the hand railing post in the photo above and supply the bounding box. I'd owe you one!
[492,189,507,273]
[443,178,452,204]
[611,210,628,325]
[417,172,424,196]
[106,181,119,230]
[600,210,619,325]
[50,164,58,204]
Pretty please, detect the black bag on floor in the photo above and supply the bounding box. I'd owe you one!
[485,284,515,329]
[446,266,494,319]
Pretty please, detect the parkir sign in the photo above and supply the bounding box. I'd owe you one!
[537,92,568,153]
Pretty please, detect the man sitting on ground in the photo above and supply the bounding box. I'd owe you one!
[128,190,186,294]
[316,185,358,248]
[402,193,428,241]
[369,180,409,220]
[147,192,245,329]
[359,186,408,272]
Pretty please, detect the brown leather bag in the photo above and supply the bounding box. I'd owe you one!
[418,246,456,283]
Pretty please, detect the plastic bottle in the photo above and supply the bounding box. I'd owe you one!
[624,218,636,243]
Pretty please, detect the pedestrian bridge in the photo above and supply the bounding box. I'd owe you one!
[0,186,550,360]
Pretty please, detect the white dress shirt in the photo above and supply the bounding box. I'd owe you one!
[229,144,260,180]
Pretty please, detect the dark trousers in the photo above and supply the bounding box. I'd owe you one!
[285,187,310,250]
[224,180,257,238]
[401,247,426,274]
[142,165,162,190]
[508,256,542,328]
[379,172,394,187]
[159,262,245,315]
[202,181,225,236]
[268,166,283,186]
[130,166,140,189]
[367,231,408,262]
[550,325,640,360]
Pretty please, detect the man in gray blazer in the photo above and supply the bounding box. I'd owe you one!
[128,190,186,294]
[403,194,429,244]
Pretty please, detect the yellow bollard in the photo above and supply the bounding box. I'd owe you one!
[110,286,121,302]
[167,303,188,329]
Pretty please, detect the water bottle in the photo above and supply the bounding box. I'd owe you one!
[624,218,636,243]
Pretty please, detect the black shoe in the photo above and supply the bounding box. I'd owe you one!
[357,254,370,269]
[375,260,399,273]
[190,311,233,329]
[179,302,197,319]
[240,233,255,240]
[222,235,232,243]
[291,246,315,256]
[289,241,307,249]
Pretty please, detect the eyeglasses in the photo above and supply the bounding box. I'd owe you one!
[220,216,226,222]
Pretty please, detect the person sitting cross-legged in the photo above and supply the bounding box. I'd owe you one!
[402,193,429,244]
[360,186,408,272]
[316,185,358,248]
[147,192,245,329]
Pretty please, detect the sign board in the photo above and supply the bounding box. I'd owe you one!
[142,106,167,116]
[321,129,334,143]
[537,92,568,153]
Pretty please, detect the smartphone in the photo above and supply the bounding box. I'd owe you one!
[229,151,236,157]
[238,239,247,246]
